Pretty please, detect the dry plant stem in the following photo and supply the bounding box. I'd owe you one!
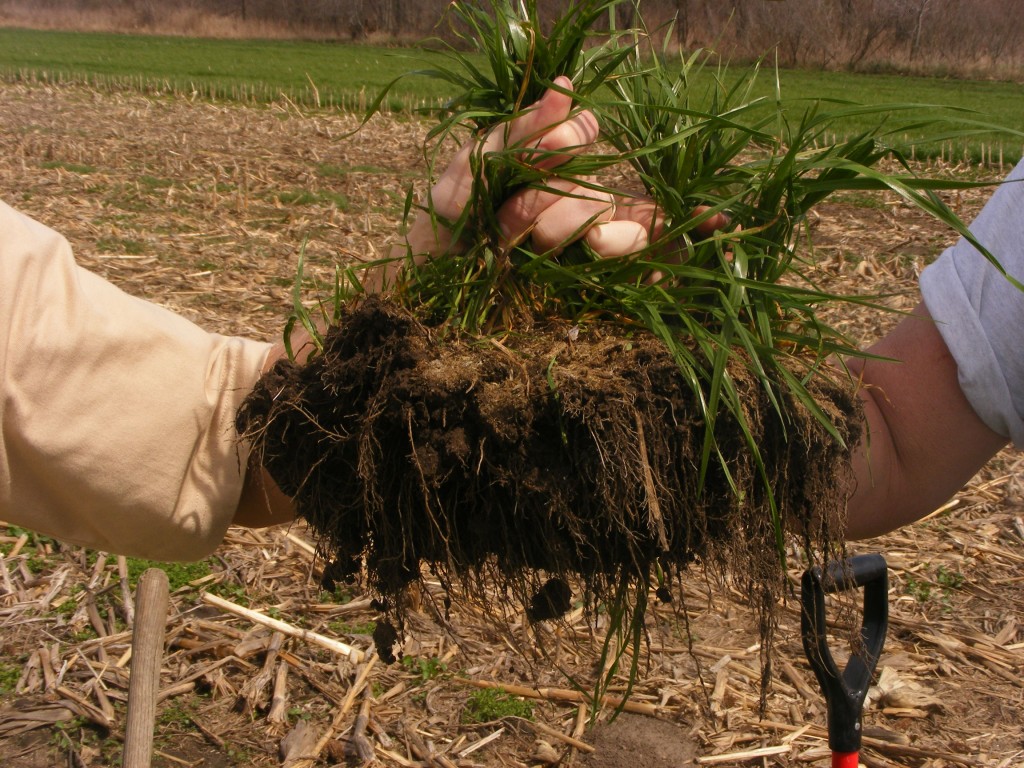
[117,556,135,627]
[123,568,169,768]
[526,718,595,753]
[234,630,285,714]
[57,684,113,728]
[634,408,668,551]
[694,744,791,765]
[289,654,379,768]
[401,720,459,768]
[201,592,364,661]
[777,657,819,703]
[346,686,375,762]
[457,678,659,716]
[267,660,291,725]
[457,727,505,758]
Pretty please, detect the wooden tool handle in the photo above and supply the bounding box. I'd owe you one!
[123,567,170,768]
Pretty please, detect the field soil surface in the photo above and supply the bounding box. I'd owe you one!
[0,82,1022,768]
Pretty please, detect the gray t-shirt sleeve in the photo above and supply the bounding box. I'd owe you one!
[919,159,1024,447]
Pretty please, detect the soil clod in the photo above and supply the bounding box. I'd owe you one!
[238,295,862,660]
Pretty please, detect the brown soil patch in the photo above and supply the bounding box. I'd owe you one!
[0,81,1021,768]
[580,714,698,768]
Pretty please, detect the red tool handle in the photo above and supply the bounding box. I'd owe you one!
[832,751,860,768]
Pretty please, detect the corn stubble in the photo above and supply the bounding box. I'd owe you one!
[237,0,995,697]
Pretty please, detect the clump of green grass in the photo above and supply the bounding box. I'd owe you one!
[97,235,146,255]
[40,160,96,174]
[274,188,349,209]
[328,619,376,635]
[462,687,534,723]
[0,662,22,694]
[402,655,447,685]
[125,557,212,591]
[307,0,1000,549]
[274,0,1016,705]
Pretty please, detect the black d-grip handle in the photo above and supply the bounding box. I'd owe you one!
[801,554,888,754]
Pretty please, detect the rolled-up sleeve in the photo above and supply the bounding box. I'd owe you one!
[0,201,272,560]
[920,161,1024,448]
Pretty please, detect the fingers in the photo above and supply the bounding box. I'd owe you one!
[498,177,581,246]
[482,78,597,172]
[501,77,575,147]
[690,205,731,240]
[498,179,615,253]
[584,220,650,259]
[496,182,733,270]
[425,77,597,227]
[615,198,663,235]
[532,187,614,253]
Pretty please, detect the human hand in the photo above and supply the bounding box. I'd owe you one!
[397,76,600,265]
[501,185,731,284]
[394,76,730,282]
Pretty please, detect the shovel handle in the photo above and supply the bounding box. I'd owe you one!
[801,554,888,756]
[123,568,170,768]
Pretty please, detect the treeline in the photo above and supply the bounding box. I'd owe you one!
[2,0,1023,79]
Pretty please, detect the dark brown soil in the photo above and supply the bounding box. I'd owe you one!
[237,295,862,661]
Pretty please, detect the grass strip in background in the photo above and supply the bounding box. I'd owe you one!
[1,25,1022,162]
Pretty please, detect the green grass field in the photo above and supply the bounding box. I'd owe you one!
[2,26,1022,162]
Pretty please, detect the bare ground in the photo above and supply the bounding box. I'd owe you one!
[0,82,1021,768]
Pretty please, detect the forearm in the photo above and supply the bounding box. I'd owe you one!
[844,302,1007,538]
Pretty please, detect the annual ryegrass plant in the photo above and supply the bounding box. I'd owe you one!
[309,0,1000,545]
[259,0,1017,704]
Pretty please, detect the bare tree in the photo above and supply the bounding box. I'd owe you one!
[908,0,931,62]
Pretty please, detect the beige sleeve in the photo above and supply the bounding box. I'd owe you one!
[0,201,273,561]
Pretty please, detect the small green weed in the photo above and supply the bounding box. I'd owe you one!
[125,558,214,591]
[97,236,146,255]
[462,688,533,723]
[41,160,96,174]
[402,655,447,684]
[49,716,90,747]
[0,661,21,693]
[157,701,195,729]
[224,745,251,763]
[329,619,376,635]
[904,565,965,611]
[905,576,932,603]
[207,580,249,606]
[335,163,390,175]
[830,191,890,210]
[315,162,350,179]
[4,525,59,554]
[138,174,173,190]
[274,188,349,209]
[71,626,98,643]
[936,566,965,591]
